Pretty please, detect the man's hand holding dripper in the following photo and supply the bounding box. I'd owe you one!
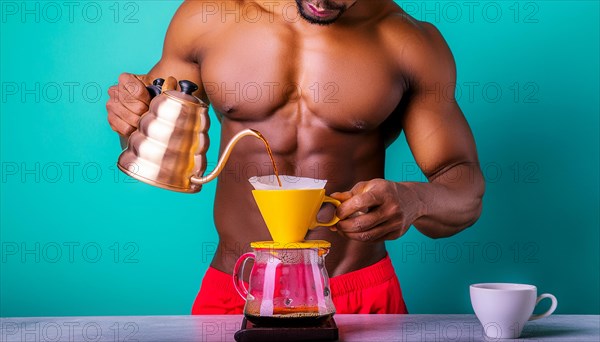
[331,179,424,243]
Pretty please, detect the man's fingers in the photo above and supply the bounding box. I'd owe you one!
[118,105,145,128]
[118,73,151,106]
[331,180,377,208]
[350,180,379,195]
[108,87,147,127]
[330,191,352,202]
[332,179,407,243]
[336,191,381,219]
[117,81,150,115]
[107,113,136,136]
[336,210,383,233]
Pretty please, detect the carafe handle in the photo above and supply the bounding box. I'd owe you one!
[233,252,255,300]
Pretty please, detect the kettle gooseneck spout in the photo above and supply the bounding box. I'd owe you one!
[190,128,266,185]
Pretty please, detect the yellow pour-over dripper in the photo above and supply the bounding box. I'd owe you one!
[251,188,340,243]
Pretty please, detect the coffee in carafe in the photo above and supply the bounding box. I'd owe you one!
[244,310,334,327]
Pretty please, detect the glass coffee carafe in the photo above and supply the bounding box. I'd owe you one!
[233,240,336,326]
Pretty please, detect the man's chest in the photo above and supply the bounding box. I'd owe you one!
[199,23,405,133]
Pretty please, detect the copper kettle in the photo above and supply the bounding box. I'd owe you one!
[117,78,264,193]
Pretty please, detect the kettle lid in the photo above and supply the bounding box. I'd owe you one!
[164,80,205,106]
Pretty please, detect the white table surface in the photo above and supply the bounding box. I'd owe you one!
[1,314,599,341]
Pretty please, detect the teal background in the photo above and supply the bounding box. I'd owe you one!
[1,1,598,317]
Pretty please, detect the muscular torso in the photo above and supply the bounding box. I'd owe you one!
[166,0,415,276]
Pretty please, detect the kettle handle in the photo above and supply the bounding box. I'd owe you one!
[233,252,255,300]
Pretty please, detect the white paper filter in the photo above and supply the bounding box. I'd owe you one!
[248,175,327,190]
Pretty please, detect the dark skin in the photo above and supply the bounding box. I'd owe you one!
[107,0,485,277]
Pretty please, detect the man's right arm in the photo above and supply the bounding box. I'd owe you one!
[106,0,210,148]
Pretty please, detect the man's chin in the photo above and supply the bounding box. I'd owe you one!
[298,12,340,26]
[296,0,345,26]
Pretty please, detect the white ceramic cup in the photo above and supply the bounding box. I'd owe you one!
[470,283,558,339]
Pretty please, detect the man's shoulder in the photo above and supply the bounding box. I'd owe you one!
[377,9,446,54]
[376,9,455,81]
[167,0,245,44]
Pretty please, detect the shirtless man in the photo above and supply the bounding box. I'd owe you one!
[107,0,485,314]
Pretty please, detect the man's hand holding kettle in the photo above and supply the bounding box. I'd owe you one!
[107,73,179,147]
[106,73,177,138]
[106,73,150,137]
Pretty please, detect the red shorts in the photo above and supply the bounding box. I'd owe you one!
[191,254,408,314]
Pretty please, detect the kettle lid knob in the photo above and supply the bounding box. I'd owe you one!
[179,80,198,95]
[146,78,165,98]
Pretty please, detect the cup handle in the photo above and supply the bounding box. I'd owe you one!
[311,196,341,228]
[232,252,255,300]
[529,293,558,321]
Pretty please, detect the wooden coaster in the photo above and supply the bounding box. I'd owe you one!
[234,317,339,342]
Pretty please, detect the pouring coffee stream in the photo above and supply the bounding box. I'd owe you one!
[255,132,282,188]
[117,78,282,191]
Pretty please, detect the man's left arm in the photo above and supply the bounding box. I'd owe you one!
[333,22,485,241]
